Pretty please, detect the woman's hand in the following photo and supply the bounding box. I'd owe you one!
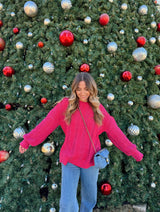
[19,145,27,154]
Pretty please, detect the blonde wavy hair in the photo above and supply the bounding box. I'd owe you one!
[65,72,104,126]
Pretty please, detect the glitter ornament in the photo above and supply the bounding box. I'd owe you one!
[13,27,19,34]
[5,104,12,111]
[136,36,146,47]
[121,3,127,10]
[151,21,157,28]
[132,47,147,62]
[24,85,32,92]
[0,38,5,51]
[24,1,38,17]
[3,66,15,77]
[41,98,48,104]
[121,71,132,81]
[44,18,51,25]
[105,139,113,146]
[149,37,156,44]
[16,42,23,49]
[99,13,109,26]
[84,16,91,24]
[0,151,9,163]
[41,143,55,156]
[100,182,112,195]
[80,64,90,72]
[51,183,58,190]
[59,30,74,46]
[61,0,72,10]
[107,93,114,101]
[147,95,160,109]
[107,42,117,53]
[43,62,54,74]
[13,127,25,139]
[138,5,148,15]
[127,124,140,136]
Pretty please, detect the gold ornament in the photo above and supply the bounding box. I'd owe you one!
[41,143,55,156]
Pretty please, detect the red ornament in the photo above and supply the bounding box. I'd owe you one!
[157,23,160,32]
[121,71,132,82]
[158,134,160,141]
[13,27,20,34]
[154,65,160,75]
[3,66,15,77]
[80,64,90,72]
[38,41,44,48]
[59,30,74,46]
[0,20,3,27]
[41,98,48,104]
[99,13,110,26]
[100,182,112,195]
[5,104,12,111]
[0,38,5,51]
[0,150,9,163]
[136,36,146,47]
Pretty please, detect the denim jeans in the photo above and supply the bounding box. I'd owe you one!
[59,163,99,212]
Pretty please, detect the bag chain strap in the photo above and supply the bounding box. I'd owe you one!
[78,105,97,154]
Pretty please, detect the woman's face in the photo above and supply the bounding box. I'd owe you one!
[76,81,90,102]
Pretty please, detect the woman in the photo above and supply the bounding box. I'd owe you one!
[19,72,143,212]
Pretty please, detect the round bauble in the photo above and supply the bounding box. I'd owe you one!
[157,23,160,32]
[0,151,9,163]
[84,16,91,24]
[105,139,113,147]
[80,64,90,72]
[127,124,140,136]
[107,42,117,53]
[44,18,50,25]
[24,1,38,17]
[0,38,5,51]
[13,127,25,139]
[151,21,157,28]
[24,85,32,92]
[149,37,156,44]
[0,3,3,10]
[138,5,148,15]
[5,104,12,111]
[121,3,127,10]
[51,183,58,190]
[100,182,112,195]
[136,36,146,47]
[38,41,44,48]
[107,93,114,101]
[41,143,55,156]
[121,71,132,81]
[128,101,134,106]
[99,13,109,26]
[13,27,20,34]
[16,42,23,49]
[154,65,160,75]
[3,66,15,77]
[147,95,160,109]
[148,116,154,121]
[62,85,68,90]
[49,208,56,212]
[132,47,147,62]
[59,30,74,46]
[0,20,3,27]
[41,97,48,104]
[61,0,72,10]
[43,62,54,74]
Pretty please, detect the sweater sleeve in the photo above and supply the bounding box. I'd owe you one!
[20,98,68,149]
[100,104,143,162]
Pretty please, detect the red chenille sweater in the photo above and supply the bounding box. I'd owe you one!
[20,97,143,168]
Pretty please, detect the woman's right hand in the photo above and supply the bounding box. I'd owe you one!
[19,145,27,154]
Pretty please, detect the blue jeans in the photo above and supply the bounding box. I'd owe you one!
[59,163,99,212]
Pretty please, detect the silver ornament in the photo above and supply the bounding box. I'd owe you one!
[151,21,157,28]
[148,116,154,121]
[13,127,25,139]
[132,47,147,62]
[119,29,125,34]
[127,124,140,136]
[100,73,105,77]
[28,32,33,37]
[28,64,33,69]
[61,0,72,10]
[128,101,133,106]
[43,62,54,74]
[51,183,58,190]
[44,18,50,25]
[62,85,68,90]
[138,5,148,15]
[151,182,156,188]
[0,3,3,10]
[107,93,114,101]
[134,28,139,33]
[16,42,23,49]
[156,80,160,85]
[24,1,38,17]
[11,12,15,17]
[137,76,143,81]
[147,95,160,109]
[83,39,88,44]
[121,3,127,10]
[24,85,32,92]
[105,139,113,146]
[50,208,56,212]
[157,36,160,44]
[149,37,156,44]
[133,204,147,212]
[41,143,55,156]
[107,42,118,53]
[84,16,91,24]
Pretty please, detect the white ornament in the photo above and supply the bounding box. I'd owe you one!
[84,16,91,24]
[13,127,25,139]
[121,3,127,10]
[16,42,23,49]
[138,5,148,15]
[61,0,72,10]
[151,182,156,188]
[43,62,54,74]
[151,21,157,28]
[51,183,58,190]
[137,76,143,81]
[0,3,3,10]
[24,85,32,92]
[50,208,56,212]
[147,95,160,109]
[24,1,38,17]
[148,116,154,121]
[105,139,113,146]
[127,124,140,136]
[28,32,33,37]
[107,93,114,101]
[28,64,33,69]
[149,37,156,44]
[107,42,118,53]
[132,47,147,62]
[44,18,50,25]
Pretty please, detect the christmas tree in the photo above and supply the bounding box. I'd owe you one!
[0,0,160,211]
